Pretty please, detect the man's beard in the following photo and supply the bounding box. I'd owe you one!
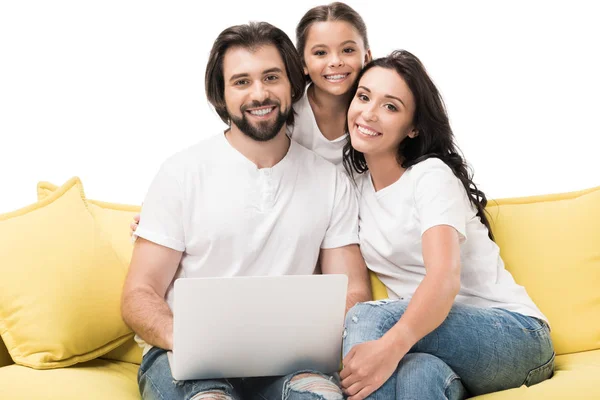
[229,100,290,142]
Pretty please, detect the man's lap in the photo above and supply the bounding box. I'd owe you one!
[138,347,343,400]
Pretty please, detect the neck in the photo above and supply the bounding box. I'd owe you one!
[309,84,352,115]
[226,125,290,169]
[365,152,405,192]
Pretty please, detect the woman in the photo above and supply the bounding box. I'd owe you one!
[339,50,554,399]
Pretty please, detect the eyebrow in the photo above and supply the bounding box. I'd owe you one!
[358,85,405,107]
[310,40,358,52]
[229,68,284,82]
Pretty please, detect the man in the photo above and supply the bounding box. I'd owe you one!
[121,22,371,400]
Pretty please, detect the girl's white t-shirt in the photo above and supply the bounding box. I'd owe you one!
[356,157,547,322]
[288,85,348,170]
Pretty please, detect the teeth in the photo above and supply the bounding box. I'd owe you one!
[249,107,274,116]
[325,74,348,80]
[358,125,380,137]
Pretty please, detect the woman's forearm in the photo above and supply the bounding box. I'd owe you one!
[383,270,460,356]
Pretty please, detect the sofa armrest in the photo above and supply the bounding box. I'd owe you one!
[0,339,13,367]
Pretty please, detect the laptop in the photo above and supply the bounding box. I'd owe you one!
[167,274,348,380]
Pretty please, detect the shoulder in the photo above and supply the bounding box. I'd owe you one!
[157,134,224,181]
[409,157,453,175]
[288,90,313,138]
[164,134,223,168]
[407,157,457,185]
[291,140,337,171]
[292,90,310,116]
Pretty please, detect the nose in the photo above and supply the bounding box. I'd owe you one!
[251,81,269,103]
[329,54,344,68]
[362,104,378,122]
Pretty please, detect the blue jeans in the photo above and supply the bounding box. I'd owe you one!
[343,300,555,399]
[138,347,344,400]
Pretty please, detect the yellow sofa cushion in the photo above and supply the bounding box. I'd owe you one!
[471,349,600,399]
[0,359,141,400]
[37,181,143,365]
[0,340,11,368]
[486,186,600,355]
[0,178,133,369]
[369,271,388,300]
[37,181,141,266]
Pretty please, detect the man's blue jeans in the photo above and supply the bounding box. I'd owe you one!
[138,347,344,400]
[343,300,555,399]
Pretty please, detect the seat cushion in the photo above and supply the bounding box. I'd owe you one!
[472,349,600,399]
[0,359,140,399]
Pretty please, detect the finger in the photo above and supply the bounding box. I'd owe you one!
[343,380,364,397]
[341,371,361,389]
[342,348,356,366]
[339,365,351,380]
[348,385,374,400]
[134,214,140,222]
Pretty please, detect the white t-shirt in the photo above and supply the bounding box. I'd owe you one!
[357,158,547,322]
[134,132,359,312]
[288,85,348,169]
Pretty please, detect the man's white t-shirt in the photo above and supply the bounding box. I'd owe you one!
[357,157,547,322]
[288,84,347,169]
[134,132,359,316]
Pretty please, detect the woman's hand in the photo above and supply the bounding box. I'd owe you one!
[340,336,407,400]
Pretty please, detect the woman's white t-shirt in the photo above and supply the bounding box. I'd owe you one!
[356,157,547,322]
[288,85,348,169]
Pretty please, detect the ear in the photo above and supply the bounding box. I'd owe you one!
[364,49,372,64]
[408,128,419,139]
[303,65,309,76]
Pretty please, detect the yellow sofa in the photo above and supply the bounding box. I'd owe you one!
[0,178,598,399]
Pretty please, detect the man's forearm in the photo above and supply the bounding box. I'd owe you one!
[345,284,372,314]
[122,286,174,350]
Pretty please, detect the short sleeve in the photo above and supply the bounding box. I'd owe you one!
[412,159,468,242]
[321,171,360,249]
[132,159,186,251]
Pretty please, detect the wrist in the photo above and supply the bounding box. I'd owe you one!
[382,323,417,358]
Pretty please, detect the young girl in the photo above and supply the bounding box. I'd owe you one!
[289,1,371,166]
[339,50,554,399]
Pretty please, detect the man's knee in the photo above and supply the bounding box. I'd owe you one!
[286,372,343,400]
[190,390,233,400]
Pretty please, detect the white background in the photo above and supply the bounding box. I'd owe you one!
[1,0,598,213]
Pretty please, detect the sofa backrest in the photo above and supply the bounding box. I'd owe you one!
[485,185,600,355]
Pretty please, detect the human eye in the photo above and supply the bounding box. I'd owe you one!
[357,93,369,101]
[384,103,398,112]
[314,50,326,56]
[343,47,355,54]
[265,75,279,82]
[234,79,249,86]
